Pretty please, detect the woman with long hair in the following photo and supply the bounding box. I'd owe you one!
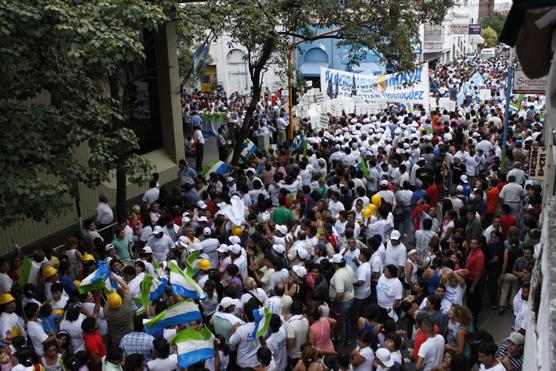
[307,305,336,356]
[445,304,474,358]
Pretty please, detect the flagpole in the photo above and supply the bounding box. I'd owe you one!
[501,47,514,173]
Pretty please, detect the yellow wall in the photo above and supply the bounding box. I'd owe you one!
[0,22,184,255]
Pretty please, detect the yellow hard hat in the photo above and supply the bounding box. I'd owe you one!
[198,259,212,271]
[107,292,122,309]
[42,266,58,278]
[81,254,95,263]
[0,293,15,305]
[232,225,243,237]
[10,326,21,337]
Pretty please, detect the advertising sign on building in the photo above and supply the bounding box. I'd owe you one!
[468,24,481,35]
[529,146,547,180]
[450,24,469,35]
[513,69,548,94]
[410,40,422,54]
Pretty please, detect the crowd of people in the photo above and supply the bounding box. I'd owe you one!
[0,47,544,371]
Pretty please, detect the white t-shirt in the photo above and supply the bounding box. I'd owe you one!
[376,275,403,310]
[147,354,178,371]
[0,272,13,292]
[266,328,287,371]
[417,334,445,371]
[329,267,354,301]
[229,322,260,368]
[328,200,345,218]
[147,235,174,262]
[354,262,372,300]
[267,296,283,316]
[60,314,86,351]
[479,362,507,371]
[445,284,465,305]
[27,320,48,356]
[269,269,289,291]
[0,312,26,340]
[285,316,309,359]
[384,241,407,268]
[353,346,374,371]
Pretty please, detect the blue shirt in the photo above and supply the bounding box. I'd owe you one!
[191,114,202,127]
[42,314,61,334]
[411,189,427,205]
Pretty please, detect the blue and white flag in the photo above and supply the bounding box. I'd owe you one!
[170,326,215,368]
[193,42,210,76]
[201,160,230,177]
[78,261,113,294]
[144,299,202,334]
[240,138,257,157]
[169,261,206,300]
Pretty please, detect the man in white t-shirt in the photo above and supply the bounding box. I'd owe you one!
[329,254,354,346]
[24,302,53,357]
[147,338,179,371]
[353,249,372,319]
[384,230,407,278]
[416,318,445,371]
[266,314,287,371]
[142,181,160,208]
[229,300,261,369]
[146,226,174,262]
[285,301,309,367]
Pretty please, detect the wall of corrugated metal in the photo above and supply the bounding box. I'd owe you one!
[0,22,184,255]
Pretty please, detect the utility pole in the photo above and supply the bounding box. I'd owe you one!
[501,47,513,173]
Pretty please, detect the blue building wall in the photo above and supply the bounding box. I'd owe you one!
[296,28,386,84]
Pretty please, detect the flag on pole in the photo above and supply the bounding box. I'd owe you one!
[256,160,264,176]
[19,257,40,287]
[185,251,200,276]
[78,262,112,294]
[169,261,206,300]
[251,307,271,339]
[170,326,215,368]
[201,160,230,177]
[144,299,202,334]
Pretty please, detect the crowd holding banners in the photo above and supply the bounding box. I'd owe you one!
[0,45,546,371]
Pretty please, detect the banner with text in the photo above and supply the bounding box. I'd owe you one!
[320,63,430,109]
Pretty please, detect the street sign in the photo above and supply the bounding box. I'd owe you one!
[513,69,547,94]
[450,24,469,35]
[529,146,547,180]
[410,40,422,54]
[468,24,481,35]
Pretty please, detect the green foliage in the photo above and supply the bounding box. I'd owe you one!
[0,0,167,227]
[482,26,498,48]
[481,12,505,35]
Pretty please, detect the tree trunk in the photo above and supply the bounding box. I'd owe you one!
[109,74,128,223]
[231,36,275,166]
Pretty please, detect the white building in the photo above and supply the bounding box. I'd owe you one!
[423,0,482,65]
[207,35,286,94]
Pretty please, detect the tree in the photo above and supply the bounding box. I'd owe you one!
[0,0,169,227]
[180,0,453,165]
[482,26,498,48]
[481,12,505,35]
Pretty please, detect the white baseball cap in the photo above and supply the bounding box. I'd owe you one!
[376,348,394,367]
[198,216,208,223]
[292,265,307,278]
[151,225,164,235]
[182,216,191,224]
[380,180,389,186]
[105,244,115,252]
[275,225,288,235]
[176,236,188,248]
[203,227,212,236]
[329,254,345,264]
[196,201,207,209]
[272,244,285,254]
[217,244,229,253]
[229,236,241,245]
[230,244,242,255]
[297,248,310,260]
[219,297,236,309]
[142,246,153,254]
[460,175,468,183]
[390,230,401,240]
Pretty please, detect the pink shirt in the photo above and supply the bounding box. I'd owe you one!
[310,318,335,354]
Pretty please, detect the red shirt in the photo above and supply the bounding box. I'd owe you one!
[465,249,485,282]
[500,213,517,239]
[486,187,500,214]
[426,184,438,206]
[83,332,106,371]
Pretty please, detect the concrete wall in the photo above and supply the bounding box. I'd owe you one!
[0,22,184,255]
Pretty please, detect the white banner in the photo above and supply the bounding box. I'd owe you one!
[529,146,547,181]
[320,64,430,109]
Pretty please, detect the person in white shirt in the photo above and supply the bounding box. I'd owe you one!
[142,181,160,208]
[353,249,372,319]
[329,254,354,346]
[24,302,54,357]
[377,181,397,210]
[416,318,445,371]
[148,338,179,371]
[146,226,174,262]
[95,194,114,240]
[351,331,375,371]
[376,265,403,322]
[384,231,407,277]
[477,342,507,371]
[265,314,287,371]
[285,301,309,365]
[229,299,262,369]
[499,176,525,216]
[192,124,205,171]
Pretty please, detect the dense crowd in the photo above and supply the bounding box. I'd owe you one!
[0,48,544,371]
